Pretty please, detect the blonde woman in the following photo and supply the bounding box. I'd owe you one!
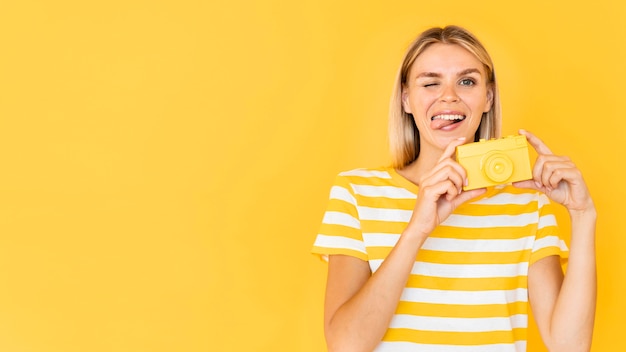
[313,25,596,352]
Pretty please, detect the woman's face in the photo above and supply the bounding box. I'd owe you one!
[402,43,493,153]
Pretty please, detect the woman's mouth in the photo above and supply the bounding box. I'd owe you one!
[430,114,466,130]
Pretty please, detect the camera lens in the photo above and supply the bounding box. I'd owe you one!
[482,152,513,182]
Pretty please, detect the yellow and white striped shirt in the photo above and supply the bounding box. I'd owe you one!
[312,167,568,352]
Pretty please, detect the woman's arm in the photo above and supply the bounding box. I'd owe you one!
[528,212,596,351]
[517,130,597,351]
[323,138,486,352]
[324,235,426,352]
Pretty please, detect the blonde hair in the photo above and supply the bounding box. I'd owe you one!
[389,25,501,168]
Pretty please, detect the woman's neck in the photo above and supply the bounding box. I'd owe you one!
[396,148,445,187]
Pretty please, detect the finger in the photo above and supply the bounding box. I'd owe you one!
[420,164,465,194]
[531,155,571,188]
[426,161,467,186]
[454,188,487,206]
[427,159,468,182]
[519,129,553,155]
[547,169,566,190]
[547,166,583,190]
[421,173,464,198]
[538,158,576,189]
[512,179,543,192]
[445,180,460,201]
[438,137,467,163]
[421,180,459,202]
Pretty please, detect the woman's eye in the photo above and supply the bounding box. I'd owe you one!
[459,78,475,86]
[423,83,438,87]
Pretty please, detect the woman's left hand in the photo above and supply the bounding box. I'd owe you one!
[513,129,595,216]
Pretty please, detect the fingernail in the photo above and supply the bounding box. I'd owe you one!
[534,181,541,188]
[464,178,468,186]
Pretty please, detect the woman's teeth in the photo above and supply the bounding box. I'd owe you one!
[431,114,465,121]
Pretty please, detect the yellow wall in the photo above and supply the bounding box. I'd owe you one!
[0,0,623,351]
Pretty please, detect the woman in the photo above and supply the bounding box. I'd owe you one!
[312,25,596,351]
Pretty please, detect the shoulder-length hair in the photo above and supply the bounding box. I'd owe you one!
[389,25,501,168]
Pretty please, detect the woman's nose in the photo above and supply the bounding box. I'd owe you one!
[440,84,459,102]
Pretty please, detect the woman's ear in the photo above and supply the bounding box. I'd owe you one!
[484,85,494,112]
[402,90,412,114]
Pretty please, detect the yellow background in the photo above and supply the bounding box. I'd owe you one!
[0,0,623,351]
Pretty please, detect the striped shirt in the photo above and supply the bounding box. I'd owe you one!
[312,167,568,352]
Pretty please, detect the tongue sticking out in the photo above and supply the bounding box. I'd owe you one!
[431,119,458,129]
[430,114,466,130]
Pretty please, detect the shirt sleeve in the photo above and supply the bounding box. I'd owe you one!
[529,193,569,266]
[311,174,368,262]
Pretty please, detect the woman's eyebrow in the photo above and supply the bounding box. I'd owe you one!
[458,68,482,76]
[415,72,441,79]
[415,68,482,79]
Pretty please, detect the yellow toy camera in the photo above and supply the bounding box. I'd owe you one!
[456,135,533,191]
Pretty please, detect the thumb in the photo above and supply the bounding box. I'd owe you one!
[512,179,542,192]
[454,188,487,207]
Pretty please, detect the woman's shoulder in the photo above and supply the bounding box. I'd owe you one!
[336,166,393,179]
[332,166,418,194]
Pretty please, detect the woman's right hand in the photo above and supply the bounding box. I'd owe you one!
[405,137,486,239]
